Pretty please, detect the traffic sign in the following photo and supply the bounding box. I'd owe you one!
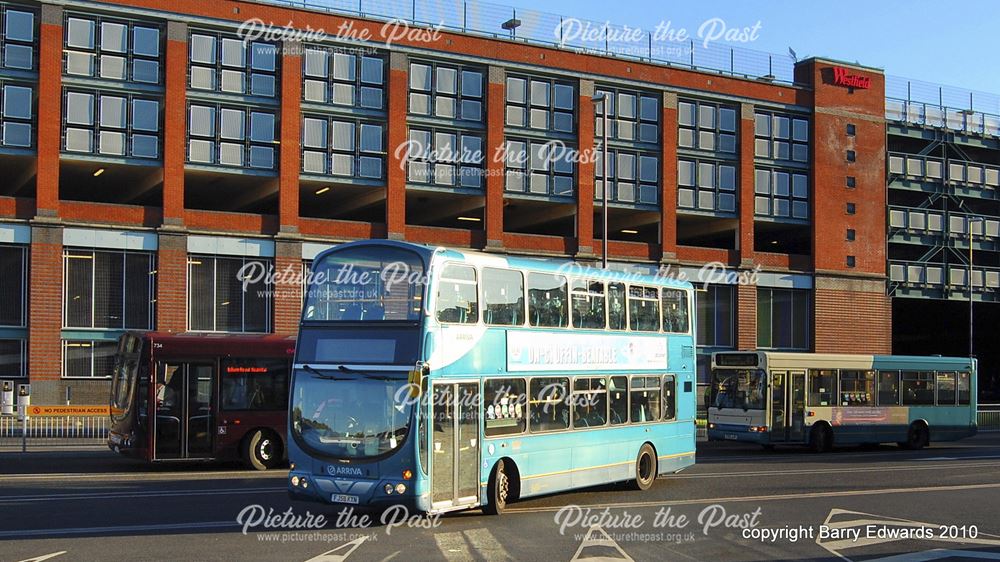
[26,405,110,416]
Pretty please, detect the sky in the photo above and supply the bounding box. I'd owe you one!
[492,0,1000,97]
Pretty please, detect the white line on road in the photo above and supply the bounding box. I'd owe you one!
[0,486,285,505]
[674,460,1000,479]
[0,521,239,539]
[506,481,1000,514]
[16,552,66,562]
[0,471,284,482]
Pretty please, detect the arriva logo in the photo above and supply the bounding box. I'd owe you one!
[327,465,365,477]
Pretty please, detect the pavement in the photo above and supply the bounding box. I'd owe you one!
[3,435,1000,561]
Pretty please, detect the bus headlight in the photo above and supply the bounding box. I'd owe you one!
[384,484,394,495]
[395,483,407,495]
[708,423,715,429]
[291,476,300,487]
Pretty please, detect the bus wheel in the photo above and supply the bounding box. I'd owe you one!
[632,444,657,491]
[901,423,929,450]
[483,460,510,515]
[809,424,832,453]
[244,429,281,471]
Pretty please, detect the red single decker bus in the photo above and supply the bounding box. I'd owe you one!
[108,332,295,470]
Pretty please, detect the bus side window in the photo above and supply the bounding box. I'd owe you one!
[528,273,568,328]
[877,371,900,406]
[957,372,971,405]
[662,375,676,420]
[485,378,527,436]
[936,372,956,405]
[572,377,607,428]
[608,283,626,330]
[630,376,660,423]
[529,377,569,432]
[661,290,689,333]
[628,286,660,331]
[571,280,606,330]
[482,268,524,326]
[436,264,478,324]
[609,376,628,424]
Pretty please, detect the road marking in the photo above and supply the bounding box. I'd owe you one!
[433,531,472,560]
[462,528,512,561]
[570,525,633,562]
[0,471,283,482]
[918,455,1000,461]
[0,486,285,505]
[863,550,1000,561]
[675,460,1000,478]
[0,521,238,539]
[506,481,1000,514]
[816,508,1000,561]
[17,552,66,562]
[304,536,369,562]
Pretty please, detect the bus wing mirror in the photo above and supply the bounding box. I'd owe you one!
[408,362,428,398]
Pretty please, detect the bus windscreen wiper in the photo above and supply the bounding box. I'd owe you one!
[337,364,400,381]
[302,364,348,380]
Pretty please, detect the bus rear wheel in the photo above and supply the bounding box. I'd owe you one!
[900,423,929,450]
[809,424,832,453]
[244,429,282,471]
[483,460,510,515]
[632,444,657,491]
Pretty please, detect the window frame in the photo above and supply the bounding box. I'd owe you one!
[64,13,162,84]
[505,74,575,133]
[435,262,478,324]
[302,45,385,110]
[62,248,157,330]
[301,112,385,179]
[481,267,525,327]
[189,29,277,97]
[187,101,277,169]
[186,254,273,333]
[63,88,161,158]
[678,98,738,154]
[406,125,484,189]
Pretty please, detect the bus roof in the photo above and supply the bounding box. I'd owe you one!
[713,351,975,372]
[314,239,693,289]
[128,332,297,359]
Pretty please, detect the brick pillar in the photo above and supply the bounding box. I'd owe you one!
[736,282,757,350]
[576,80,595,258]
[273,239,303,335]
[484,66,505,250]
[28,224,63,383]
[660,92,678,262]
[156,232,187,332]
[162,21,187,226]
[278,40,302,234]
[385,52,408,240]
[738,103,756,265]
[35,4,62,219]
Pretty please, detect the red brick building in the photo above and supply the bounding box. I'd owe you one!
[0,0,892,402]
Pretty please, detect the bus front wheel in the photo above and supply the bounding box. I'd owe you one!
[244,429,282,471]
[809,424,832,453]
[483,460,510,515]
[632,444,657,491]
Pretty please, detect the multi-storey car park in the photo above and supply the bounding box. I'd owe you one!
[0,0,993,404]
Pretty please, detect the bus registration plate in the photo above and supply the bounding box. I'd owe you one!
[332,494,360,505]
[724,433,738,440]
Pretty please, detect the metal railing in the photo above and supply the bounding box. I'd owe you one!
[979,405,1000,433]
[261,0,797,84]
[0,415,109,450]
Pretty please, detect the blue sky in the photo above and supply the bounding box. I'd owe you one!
[494,0,1000,96]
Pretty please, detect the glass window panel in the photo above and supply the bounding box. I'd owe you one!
[188,138,213,162]
[331,153,353,175]
[639,123,657,143]
[461,100,482,121]
[678,160,694,186]
[5,10,34,42]
[250,112,274,142]
[719,134,736,153]
[65,51,93,76]
[436,67,456,94]
[98,130,124,155]
[131,134,157,158]
[99,55,126,79]
[221,70,245,93]
[188,105,214,137]
[461,71,482,97]
[4,44,33,70]
[434,96,456,118]
[332,53,355,81]
[360,124,382,152]
[100,95,126,128]
[2,122,31,147]
[133,26,159,57]
[754,138,770,157]
[410,63,431,91]
[554,84,574,110]
[190,65,214,89]
[698,162,715,188]
[331,121,354,151]
[220,108,245,140]
[410,92,430,115]
[304,49,328,77]
[792,174,808,198]
[65,128,92,152]
[792,201,808,219]
[2,85,31,119]
[755,169,770,194]
[639,156,657,183]
[132,59,159,83]
[506,77,525,103]
[461,135,483,163]
[100,22,127,53]
[792,119,808,142]
[774,116,790,138]
[698,105,715,128]
[360,86,382,109]
[221,38,245,67]
[332,83,354,105]
[755,113,770,136]
[698,130,715,151]
[303,117,326,148]
[219,142,243,166]
[678,101,695,127]
[774,172,790,196]
[719,165,736,190]
[529,108,548,129]
[191,34,215,63]
[792,143,808,162]
[553,112,573,132]
[303,151,325,173]
[66,92,94,125]
[251,74,275,97]
[617,153,635,180]
[360,56,383,84]
[678,128,694,148]
[251,42,276,71]
[67,17,95,49]
[528,273,568,328]
[249,146,274,168]
[719,107,736,132]
[131,99,158,132]
[639,96,658,121]
[530,81,549,106]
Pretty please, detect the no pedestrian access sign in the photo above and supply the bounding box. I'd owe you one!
[27,405,110,416]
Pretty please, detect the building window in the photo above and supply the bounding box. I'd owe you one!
[696,284,734,348]
[754,168,808,220]
[754,110,808,163]
[0,339,25,377]
[846,202,856,215]
[595,86,659,144]
[678,158,737,214]
[846,123,856,136]
[302,46,384,109]
[504,137,574,197]
[405,126,483,188]
[190,30,276,97]
[63,249,156,329]
[301,114,384,179]
[506,74,575,133]
[1,5,35,71]
[62,339,117,378]
[846,150,856,162]
[678,99,737,153]
[0,245,26,327]
[409,61,483,122]
[847,255,856,268]
[187,103,276,169]
[846,228,856,241]
[846,176,856,188]
[188,255,271,333]
[0,80,32,148]
[757,287,810,350]
[65,15,161,83]
[220,358,289,410]
[63,89,161,158]
[596,147,658,205]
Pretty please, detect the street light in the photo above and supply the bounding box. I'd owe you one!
[591,93,609,269]
[967,215,984,361]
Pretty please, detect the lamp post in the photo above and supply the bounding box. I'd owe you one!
[591,93,609,269]
[968,215,983,361]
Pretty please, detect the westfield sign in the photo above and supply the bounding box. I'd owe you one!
[832,66,871,89]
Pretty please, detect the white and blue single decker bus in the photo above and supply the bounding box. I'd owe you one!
[287,240,698,514]
[707,351,977,452]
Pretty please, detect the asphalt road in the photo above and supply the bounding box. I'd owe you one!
[4,436,1000,562]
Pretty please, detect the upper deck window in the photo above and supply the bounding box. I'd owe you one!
[304,246,424,322]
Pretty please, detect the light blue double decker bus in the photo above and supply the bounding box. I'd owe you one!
[287,240,697,514]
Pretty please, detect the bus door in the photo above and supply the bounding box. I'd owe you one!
[788,371,806,442]
[430,381,480,511]
[769,372,787,441]
[153,362,215,460]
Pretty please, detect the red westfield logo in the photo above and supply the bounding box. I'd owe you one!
[832,66,871,89]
